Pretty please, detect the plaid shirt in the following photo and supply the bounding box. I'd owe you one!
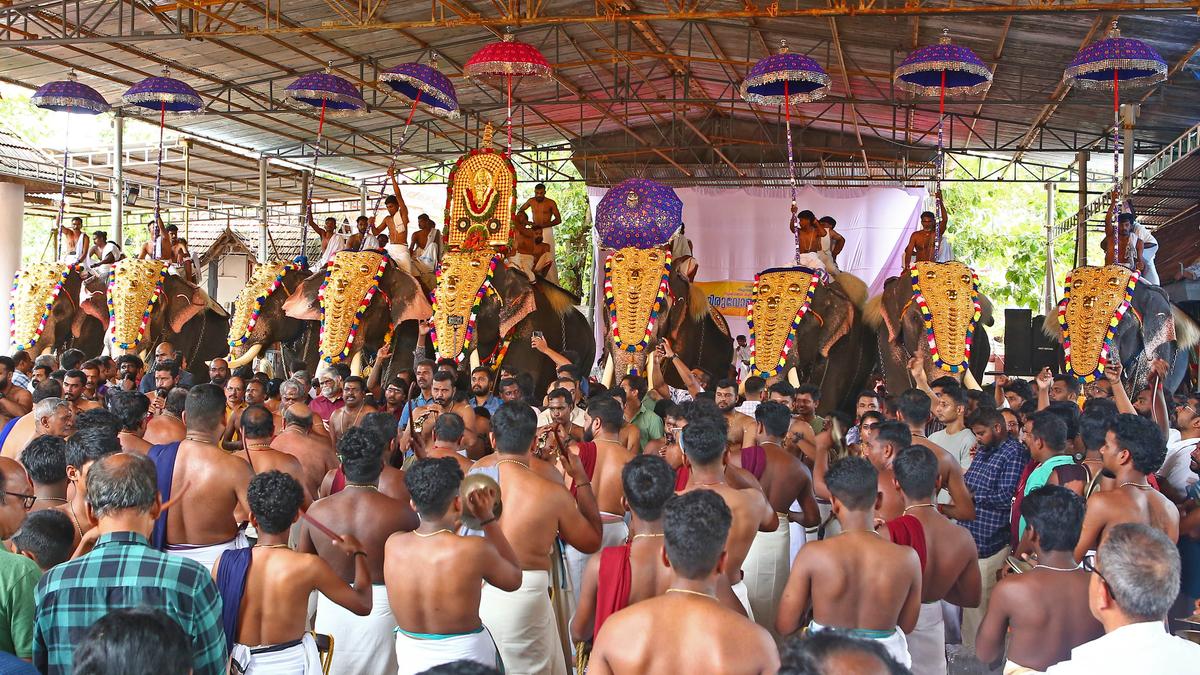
[960,437,1029,558]
[34,532,226,675]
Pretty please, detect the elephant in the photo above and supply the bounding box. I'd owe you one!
[865,261,994,396]
[106,258,232,384]
[1042,265,1199,393]
[426,249,595,395]
[282,250,432,375]
[597,249,733,391]
[224,261,319,374]
[10,263,105,357]
[745,266,876,414]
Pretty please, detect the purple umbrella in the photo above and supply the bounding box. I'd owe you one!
[380,59,460,119]
[595,179,683,250]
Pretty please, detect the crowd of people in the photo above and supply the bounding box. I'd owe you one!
[0,336,1192,675]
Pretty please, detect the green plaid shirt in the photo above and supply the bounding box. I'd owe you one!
[33,531,226,675]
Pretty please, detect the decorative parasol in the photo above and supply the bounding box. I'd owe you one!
[741,41,830,262]
[123,67,203,260]
[285,65,367,262]
[32,72,110,261]
[894,29,993,260]
[595,178,683,250]
[464,32,551,154]
[1063,20,1167,265]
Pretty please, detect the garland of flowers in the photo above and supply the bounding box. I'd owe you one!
[228,262,300,347]
[317,256,388,364]
[430,254,500,365]
[107,265,166,351]
[604,251,672,353]
[746,267,822,378]
[1057,269,1139,383]
[910,265,981,374]
[462,189,501,224]
[10,264,75,351]
[483,334,513,372]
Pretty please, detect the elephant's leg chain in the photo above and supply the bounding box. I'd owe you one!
[186,314,207,373]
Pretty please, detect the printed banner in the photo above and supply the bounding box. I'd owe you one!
[694,280,754,319]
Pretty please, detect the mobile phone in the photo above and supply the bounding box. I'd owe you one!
[532,330,544,340]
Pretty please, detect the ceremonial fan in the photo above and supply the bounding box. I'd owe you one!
[894,28,993,259]
[464,32,551,154]
[30,71,110,260]
[284,66,367,262]
[122,67,203,257]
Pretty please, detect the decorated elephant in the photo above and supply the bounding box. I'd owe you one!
[865,261,994,395]
[224,261,319,373]
[428,249,595,395]
[106,258,231,383]
[282,250,432,374]
[10,263,105,356]
[745,266,875,414]
[597,248,733,390]
[1043,265,1198,392]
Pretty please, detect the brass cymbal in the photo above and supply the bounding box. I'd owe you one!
[460,472,503,531]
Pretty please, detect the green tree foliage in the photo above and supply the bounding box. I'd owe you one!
[513,156,592,300]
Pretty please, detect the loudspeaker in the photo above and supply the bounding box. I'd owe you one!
[1004,308,1034,376]
[1031,315,1060,374]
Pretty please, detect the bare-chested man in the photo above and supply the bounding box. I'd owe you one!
[149,384,253,570]
[319,413,410,502]
[214,471,370,674]
[742,401,820,639]
[239,405,309,504]
[309,215,338,253]
[0,357,32,427]
[589,490,779,675]
[903,190,947,269]
[329,376,377,447]
[517,182,562,246]
[21,435,67,513]
[895,389,975,520]
[419,413,473,474]
[561,397,636,605]
[108,391,152,455]
[714,379,758,455]
[386,457,521,673]
[1075,414,1179,560]
[400,371,476,457]
[778,456,922,668]
[572,455,677,644]
[789,208,823,255]
[977,485,1102,673]
[221,376,247,451]
[678,416,778,618]
[271,403,337,498]
[61,370,99,413]
[372,167,409,250]
[467,401,601,675]
[1,382,65,460]
[144,387,187,445]
[299,426,418,675]
[865,420,913,522]
[57,426,121,548]
[885,446,981,675]
[509,211,556,282]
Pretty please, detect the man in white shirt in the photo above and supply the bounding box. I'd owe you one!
[929,384,976,471]
[1131,217,1160,285]
[1159,394,1200,503]
[1046,523,1200,674]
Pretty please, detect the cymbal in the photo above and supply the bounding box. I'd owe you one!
[460,472,503,531]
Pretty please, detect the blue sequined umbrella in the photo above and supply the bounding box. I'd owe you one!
[595,179,683,250]
[380,59,460,119]
[33,72,110,260]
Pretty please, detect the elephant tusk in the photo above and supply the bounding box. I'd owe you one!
[646,350,657,392]
[225,343,263,370]
[962,368,981,391]
[469,348,481,371]
[601,353,616,388]
[787,366,800,388]
[350,350,364,377]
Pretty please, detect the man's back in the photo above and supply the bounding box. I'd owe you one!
[1076,485,1179,558]
[987,568,1100,671]
[303,488,416,582]
[221,547,340,647]
[907,509,979,603]
[241,447,307,499]
[271,430,337,497]
[143,415,184,445]
[790,532,921,632]
[589,593,778,675]
[168,440,251,545]
[34,532,224,675]
[680,483,774,586]
[386,531,505,634]
[591,439,635,515]
[492,460,592,570]
[757,443,811,513]
[0,415,34,460]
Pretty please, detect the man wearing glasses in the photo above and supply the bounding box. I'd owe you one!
[1157,393,1200,505]
[1045,523,1200,673]
[0,456,38,661]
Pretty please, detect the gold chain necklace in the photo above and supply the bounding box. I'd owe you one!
[257,543,290,549]
[1119,481,1153,490]
[903,503,938,513]
[345,483,379,491]
[632,533,664,541]
[415,529,453,538]
[666,588,717,600]
[496,459,528,471]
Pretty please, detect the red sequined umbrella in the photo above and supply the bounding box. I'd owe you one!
[465,33,551,153]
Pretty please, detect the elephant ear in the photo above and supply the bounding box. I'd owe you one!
[383,266,432,326]
[167,281,224,334]
[493,264,537,337]
[817,284,856,357]
[877,277,909,343]
[282,269,326,321]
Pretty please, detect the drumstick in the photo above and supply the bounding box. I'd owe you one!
[300,510,343,543]
[161,482,190,511]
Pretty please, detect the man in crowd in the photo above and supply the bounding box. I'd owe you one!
[736,376,765,417]
[714,379,759,454]
[137,342,193,392]
[56,427,121,548]
[895,388,974,520]
[589,490,779,674]
[468,367,503,415]
[20,435,67,513]
[143,387,186,445]
[271,402,338,498]
[239,405,309,502]
[517,183,563,246]
[312,364,349,424]
[929,384,975,470]
[34,453,226,674]
[422,413,473,473]
[403,372,477,456]
[60,370,99,414]
[0,357,32,428]
[9,352,32,393]
[109,391,152,455]
[330,376,377,446]
[0,457,36,660]
[1159,391,1200,503]
[619,375,663,452]
[398,360,435,428]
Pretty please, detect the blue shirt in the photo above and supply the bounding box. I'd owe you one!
[471,394,503,415]
[960,437,1029,558]
[397,394,433,428]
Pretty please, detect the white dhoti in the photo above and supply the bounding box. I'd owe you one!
[394,626,501,675]
[1003,660,1043,675]
[809,620,911,669]
[731,579,756,621]
[314,584,396,675]
[231,632,322,674]
[479,569,568,675]
[563,514,628,605]
[907,602,947,675]
[743,514,790,639]
[166,532,249,571]
[795,252,832,275]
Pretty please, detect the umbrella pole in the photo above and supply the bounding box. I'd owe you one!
[784,81,800,265]
[934,70,946,262]
[369,92,421,220]
[54,117,70,262]
[303,96,329,258]
[506,73,513,156]
[1110,67,1121,266]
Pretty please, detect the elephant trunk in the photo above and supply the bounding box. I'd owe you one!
[226,343,263,370]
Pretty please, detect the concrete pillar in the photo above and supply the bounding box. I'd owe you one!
[0,183,25,338]
[111,112,123,245]
[1075,151,1088,267]
[259,156,269,262]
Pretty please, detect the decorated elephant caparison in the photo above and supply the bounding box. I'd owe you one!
[598,248,733,390]
[282,250,432,374]
[10,263,105,357]
[1043,264,1198,392]
[866,261,994,395]
[105,258,231,383]
[427,250,595,395]
[745,266,876,414]
[224,261,319,373]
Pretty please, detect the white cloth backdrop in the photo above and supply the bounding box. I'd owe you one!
[588,185,928,340]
